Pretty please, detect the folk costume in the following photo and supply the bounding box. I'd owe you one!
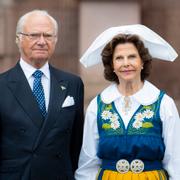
[75,81,180,180]
[75,24,180,180]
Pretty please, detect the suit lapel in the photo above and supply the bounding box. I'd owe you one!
[7,63,44,129]
[33,67,68,149]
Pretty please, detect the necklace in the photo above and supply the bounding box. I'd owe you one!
[122,96,132,115]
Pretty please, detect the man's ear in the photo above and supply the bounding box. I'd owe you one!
[15,36,19,44]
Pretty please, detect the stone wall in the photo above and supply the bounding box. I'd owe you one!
[141,0,180,110]
[0,0,180,110]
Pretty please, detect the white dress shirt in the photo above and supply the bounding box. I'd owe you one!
[75,81,180,180]
[19,58,50,111]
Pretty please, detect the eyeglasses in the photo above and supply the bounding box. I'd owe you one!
[18,32,56,41]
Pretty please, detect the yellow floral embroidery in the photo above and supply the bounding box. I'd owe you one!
[102,123,111,129]
[142,122,153,128]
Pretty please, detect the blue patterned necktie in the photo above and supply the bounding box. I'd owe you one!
[32,70,47,118]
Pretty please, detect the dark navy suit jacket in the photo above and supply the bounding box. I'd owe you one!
[0,63,84,180]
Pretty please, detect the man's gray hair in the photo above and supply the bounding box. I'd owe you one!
[16,9,58,35]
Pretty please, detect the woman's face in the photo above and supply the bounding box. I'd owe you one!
[112,42,143,83]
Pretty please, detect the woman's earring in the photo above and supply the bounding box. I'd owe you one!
[141,66,144,70]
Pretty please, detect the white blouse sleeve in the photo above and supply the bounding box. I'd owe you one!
[75,97,101,180]
[161,94,180,180]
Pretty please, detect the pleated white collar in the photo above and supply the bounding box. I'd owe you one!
[101,80,160,106]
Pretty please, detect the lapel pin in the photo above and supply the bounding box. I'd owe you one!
[60,85,66,90]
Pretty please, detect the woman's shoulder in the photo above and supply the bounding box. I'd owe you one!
[100,83,120,104]
[133,81,161,105]
[86,84,118,112]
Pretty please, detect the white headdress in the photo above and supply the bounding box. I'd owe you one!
[80,24,178,68]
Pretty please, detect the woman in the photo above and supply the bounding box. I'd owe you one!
[75,25,180,180]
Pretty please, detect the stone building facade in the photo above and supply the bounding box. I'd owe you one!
[0,0,180,109]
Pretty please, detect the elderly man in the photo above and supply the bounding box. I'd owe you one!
[0,10,84,180]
